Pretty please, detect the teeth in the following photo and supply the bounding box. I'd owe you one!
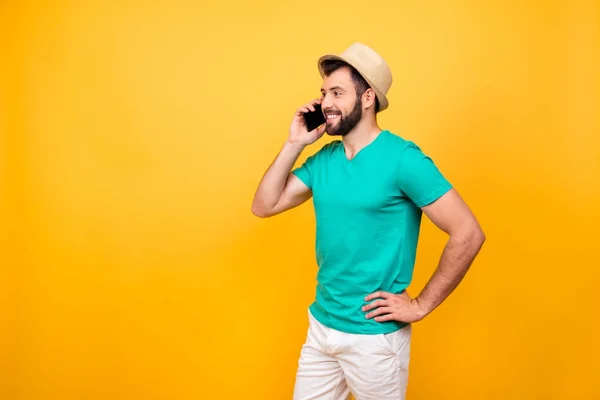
[327,115,339,119]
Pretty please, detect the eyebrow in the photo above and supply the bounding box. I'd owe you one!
[321,86,345,92]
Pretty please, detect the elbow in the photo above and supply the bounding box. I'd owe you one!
[251,192,278,217]
[472,225,486,249]
[252,208,268,218]
[453,223,486,249]
[251,202,272,218]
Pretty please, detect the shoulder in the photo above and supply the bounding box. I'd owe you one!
[318,139,342,153]
[306,139,341,162]
[379,130,422,161]
[382,130,445,176]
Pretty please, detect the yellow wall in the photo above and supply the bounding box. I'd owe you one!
[2,1,599,399]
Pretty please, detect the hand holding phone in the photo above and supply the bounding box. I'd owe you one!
[289,99,327,146]
[303,103,326,132]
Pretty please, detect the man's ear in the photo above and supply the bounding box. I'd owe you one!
[363,88,377,110]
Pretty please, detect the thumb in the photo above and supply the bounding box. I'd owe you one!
[317,123,327,136]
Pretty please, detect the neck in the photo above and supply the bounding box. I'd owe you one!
[341,117,382,159]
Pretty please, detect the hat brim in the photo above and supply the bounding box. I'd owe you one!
[317,54,389,112]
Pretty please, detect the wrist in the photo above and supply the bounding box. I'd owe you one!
[413,297,432,320]
[285,139,307,152]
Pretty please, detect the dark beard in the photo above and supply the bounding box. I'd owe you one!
[326,97,363,137]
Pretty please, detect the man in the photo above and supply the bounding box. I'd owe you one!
[251,42,485,399]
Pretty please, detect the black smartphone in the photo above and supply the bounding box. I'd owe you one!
[303,103,326,132]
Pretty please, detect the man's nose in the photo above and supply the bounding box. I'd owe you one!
[321,94,333,110]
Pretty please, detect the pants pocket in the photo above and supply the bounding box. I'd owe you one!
[378,331,397,354]
[378,325,412,354]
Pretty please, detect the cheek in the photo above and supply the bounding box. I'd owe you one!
[341,98,358,114]
[333,101,349,115]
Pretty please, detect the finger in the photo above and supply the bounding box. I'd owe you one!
[365,307,392,319]
[308,123,325,134]
[365,291,391,302]
[362,299,387,312]
[306,98,323,112]
[374,313,397,322]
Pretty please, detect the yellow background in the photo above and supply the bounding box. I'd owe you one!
[2,0,599,399]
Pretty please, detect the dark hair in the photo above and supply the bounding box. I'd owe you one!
[320,59,380,113]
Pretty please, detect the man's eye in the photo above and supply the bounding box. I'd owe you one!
[334,91,341,96]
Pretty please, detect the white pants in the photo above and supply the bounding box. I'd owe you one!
[293,309,412,400]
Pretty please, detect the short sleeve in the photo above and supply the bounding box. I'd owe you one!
[398,142,452,207]
[292,153,316,190]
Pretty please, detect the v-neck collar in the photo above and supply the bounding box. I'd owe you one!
[340,130,388,162]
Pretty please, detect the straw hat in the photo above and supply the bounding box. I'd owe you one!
[317,42,392,112]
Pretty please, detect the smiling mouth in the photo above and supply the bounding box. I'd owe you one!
[326,114,340,120]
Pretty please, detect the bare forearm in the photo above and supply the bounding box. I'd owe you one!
[253,140,305,210]
[416,227,486,316]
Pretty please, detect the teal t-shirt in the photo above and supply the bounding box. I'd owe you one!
[292,130,452,335]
